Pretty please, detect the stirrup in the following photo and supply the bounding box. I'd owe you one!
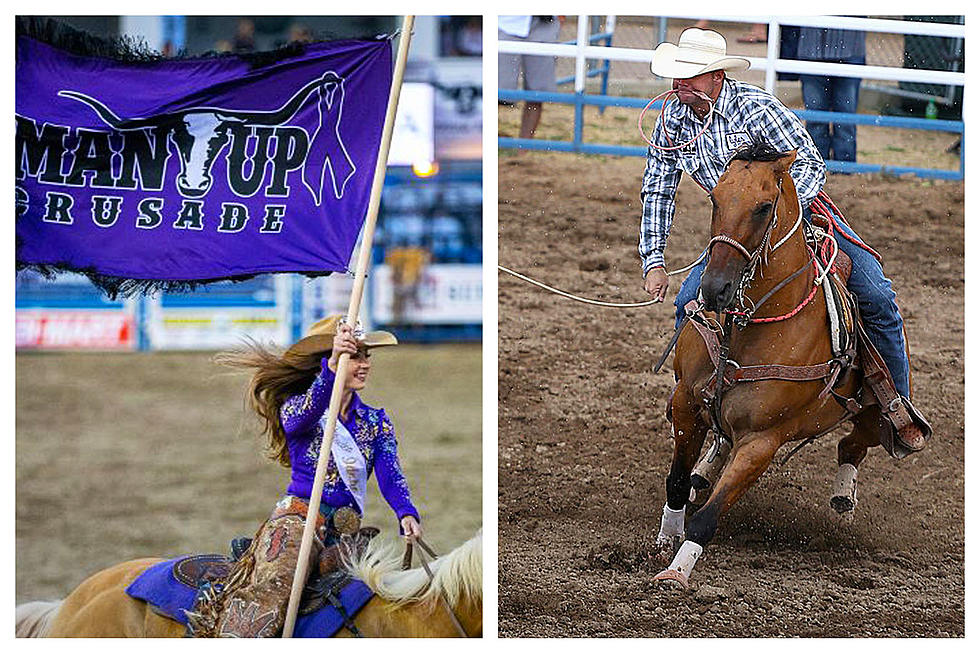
[895,396,932,450]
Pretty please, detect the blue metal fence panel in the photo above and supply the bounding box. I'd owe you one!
[15,272,127,310]
[158,277,279,308]
[499,88,965,179]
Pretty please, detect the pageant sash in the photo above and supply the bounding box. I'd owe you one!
[326,418,368,514]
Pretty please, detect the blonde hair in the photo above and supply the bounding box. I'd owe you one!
[213,340,326,467]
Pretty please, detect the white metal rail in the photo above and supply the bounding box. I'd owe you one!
[497,15,966,92]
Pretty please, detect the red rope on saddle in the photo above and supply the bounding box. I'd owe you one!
[810,191,882,262]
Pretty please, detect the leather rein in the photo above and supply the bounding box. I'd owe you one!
[402,537,469,638]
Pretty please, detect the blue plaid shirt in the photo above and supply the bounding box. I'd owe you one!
[639,78,826,275]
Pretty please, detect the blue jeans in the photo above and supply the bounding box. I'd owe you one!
[800,57,864,163]
[673,210,911,397]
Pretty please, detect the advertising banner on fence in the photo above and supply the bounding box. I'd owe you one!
[371,263,482,324]
[144,277,291,350]
[16,21,392,295]
[17,310,136,350]
[16,269,137,350]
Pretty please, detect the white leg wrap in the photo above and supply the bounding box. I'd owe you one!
[832,464,858,495]
[831,463,859,513]
[657,503,685,541]
[666,540,703,581]
[834,463,858,492]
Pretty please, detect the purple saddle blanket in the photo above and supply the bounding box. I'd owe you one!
[125,556,373,637]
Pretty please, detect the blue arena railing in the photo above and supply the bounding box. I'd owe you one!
[556,28,614,111]
[498,89,964,180]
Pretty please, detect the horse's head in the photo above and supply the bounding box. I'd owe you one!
[700,144,798,312]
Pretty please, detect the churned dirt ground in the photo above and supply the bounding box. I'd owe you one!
[16,344,482,605]
[497,149,963,636]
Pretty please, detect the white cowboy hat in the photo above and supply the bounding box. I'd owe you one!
[651,28,750,79]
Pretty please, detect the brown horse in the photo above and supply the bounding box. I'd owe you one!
[652,144,901,587]
[16,530,482,638]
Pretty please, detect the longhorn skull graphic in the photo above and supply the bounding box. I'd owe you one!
[57,71,354,204]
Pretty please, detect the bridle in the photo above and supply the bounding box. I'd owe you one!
[652,171,807,373]
[705,177,783,318]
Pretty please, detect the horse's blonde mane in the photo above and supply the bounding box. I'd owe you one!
[345,529,482,608]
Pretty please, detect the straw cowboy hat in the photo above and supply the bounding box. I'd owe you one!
[651,28,750,79]
[286,315,397,358]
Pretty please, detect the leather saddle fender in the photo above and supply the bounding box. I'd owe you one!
[852,312,932,459]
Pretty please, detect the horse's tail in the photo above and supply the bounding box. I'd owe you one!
[15,600,61,638]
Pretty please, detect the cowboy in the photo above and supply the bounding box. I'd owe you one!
[639,28,927,450]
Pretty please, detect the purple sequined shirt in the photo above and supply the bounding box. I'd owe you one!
[280,363,419,522]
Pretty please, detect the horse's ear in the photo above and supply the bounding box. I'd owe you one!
[773,149,797,175]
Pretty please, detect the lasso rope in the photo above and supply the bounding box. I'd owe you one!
[497,265,657,308]
[498,250,708,309]
[638,88,715,154]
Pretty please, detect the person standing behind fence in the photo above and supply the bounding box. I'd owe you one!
[498,16,564,139]
[797,26,867,164]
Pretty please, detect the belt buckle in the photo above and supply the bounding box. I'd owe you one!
[332,506,361,535]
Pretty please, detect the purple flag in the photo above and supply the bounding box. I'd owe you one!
[15,30,392,295]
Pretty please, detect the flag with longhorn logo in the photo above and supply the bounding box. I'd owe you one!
[15,19,393,297]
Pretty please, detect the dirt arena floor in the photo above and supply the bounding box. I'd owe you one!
[497,148,964,635]
[16,344,482,605]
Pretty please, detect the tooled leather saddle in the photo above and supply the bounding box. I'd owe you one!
[174,527,378,616]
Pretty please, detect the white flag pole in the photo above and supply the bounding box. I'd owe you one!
[281,15,415,638]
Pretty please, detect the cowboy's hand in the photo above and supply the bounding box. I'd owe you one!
[401,516,422,540]
[327,323,360,371]
[644,267,669,303]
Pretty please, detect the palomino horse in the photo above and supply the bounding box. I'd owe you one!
[652,144,903,587]
[16,530,482,638]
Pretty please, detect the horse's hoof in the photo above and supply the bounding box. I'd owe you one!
[830,494,856,515]
[653,568,690,590]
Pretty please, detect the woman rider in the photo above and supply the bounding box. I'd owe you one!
[194,315,422,637]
